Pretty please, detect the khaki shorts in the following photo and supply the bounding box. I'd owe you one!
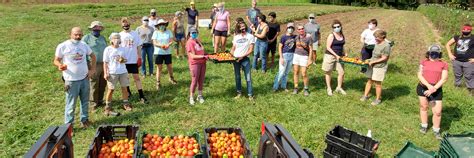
[365,66,387,82]
[107,73,130,90]
[321,54,344,73]
[312,41,319,51]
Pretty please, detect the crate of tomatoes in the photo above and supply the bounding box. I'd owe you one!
[339,57,369,68]
[204,127,252,158]
[138,132,203,158]
[87,125,140,158]
[207,52,236,63]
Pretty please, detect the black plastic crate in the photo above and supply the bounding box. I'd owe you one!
[325,125,379,158]
[258,122,313,158]
[137,132,204,158]
[325,139,369,158]
[25,123,74,158]
[204,127,252,158]
[87,125,140,158]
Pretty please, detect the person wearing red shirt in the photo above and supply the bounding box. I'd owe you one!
[186,27,208,105]
[417,44,448,140]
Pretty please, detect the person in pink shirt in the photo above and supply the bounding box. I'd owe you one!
[211,2,231,53]
[417,44,448,139]
[186,27,208,105]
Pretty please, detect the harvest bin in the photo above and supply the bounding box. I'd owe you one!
[137,132,204,158]
[394,141,436,158]
[324,125,379,158]
[204,127,252,158]
[438,132,474,158]
[87,125,140,158]
[24,123,74,158]
[258,122,314,158]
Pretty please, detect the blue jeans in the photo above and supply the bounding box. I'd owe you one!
[233,57,253,96]
[252,39,268,72]
[64,78,90,124]
[141,44,154,75]
[273,53,294,90]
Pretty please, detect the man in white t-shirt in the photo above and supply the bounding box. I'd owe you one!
[148,9,160,28]
[120,18,147,105]
[231,22,255,101]
[53,27,96,128]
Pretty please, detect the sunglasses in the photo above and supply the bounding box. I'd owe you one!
[143,20,149,22]
[332,26,341,28]
[297,28,304,30]
[309,17,315,19]
[191,32,198,34]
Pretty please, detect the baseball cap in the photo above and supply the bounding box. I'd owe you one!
[175,11,183,16]
[88,21,103,29]
[462,25,472,32]
[142,16,149,21]
[308,13,315,18]
[189,26,198,33]
[109,32,120,40]
[428,44,442,53]
[150,9,156,13]
[190,1,195,5]
[286,22,295,28]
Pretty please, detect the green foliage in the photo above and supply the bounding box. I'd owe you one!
[418,4,473,42]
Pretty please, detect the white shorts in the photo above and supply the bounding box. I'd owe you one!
[293,54,309,67]
[312,41,319,51]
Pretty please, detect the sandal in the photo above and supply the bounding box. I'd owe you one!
[122,102,133,111]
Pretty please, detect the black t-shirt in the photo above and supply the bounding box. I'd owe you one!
[454,35,474,62]
[267,22,280,44]
[185,8,199,25]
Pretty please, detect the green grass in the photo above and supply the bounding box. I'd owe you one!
[1,3,473,158]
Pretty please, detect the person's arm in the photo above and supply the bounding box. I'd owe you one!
[87,53,97,78]
[53,56,67,71]
[226,13,231,35]
[271,30,280,43]
[103,62,109,80]
[211,16,217,36]
[245,10,252,25]
[243,44,254,57]
[172,20,178,35]
[188,43,206,59]
[434,69,448,90]
[326,34,339,59]
[230,44,236,56]
[254,25,268,39]
[369,55,389,66]
[360,31,366,44]
[446,38,456,60]
[195,11,199,27]
[307,40,313,67]
[278,41,284,65]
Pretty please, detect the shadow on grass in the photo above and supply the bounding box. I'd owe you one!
[440,105,463,132]
[383,85,411,101]
[342,77,367,92]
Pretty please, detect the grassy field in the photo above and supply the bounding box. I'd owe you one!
[1,2,473,158]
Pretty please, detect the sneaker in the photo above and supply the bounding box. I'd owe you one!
[189,97,195,105]
[434,131,442,140]
[419,126,428,134]
[312,62,317,66]
[335,87,347,95]
[123,102,133,111]
[197,95,205,104]
[303,89,310,96]
[371,99,382,106]
[80,120,92,129]
[360,96,369,102]
[104,110,121,116]
[248,96,254,101]
[90,102,98,113]
[292,88,298,94]
[284,89,290,93]
[272,89,278,93]
[327,88,333,96]
[156,81,161,90]
[169,78,177,85]
[234,93,242,99]
[140,98,148,104]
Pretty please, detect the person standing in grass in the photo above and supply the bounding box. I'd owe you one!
[102,33,130,116]
[82,21,107,112]
[417,44,448,139]
[184,1,199,39]
[322,20,346,96]
[360,19,379,73]
[172,11,186,59]
[251,14,269,73]
[360,30,391,106]
[266,12,280,68]
[246,0,261,30]
[273,23,296,92]
[445,24,474,96]
[231,21,255,101]
[120,18,147,104]
[153,19,177,90]
[148,9,159,28]
[304,13,321,66]
[136,16,155,77]
[211,2,231,54]
[292,24,313,96]
[54,27,95,128]
[186,27,207,105]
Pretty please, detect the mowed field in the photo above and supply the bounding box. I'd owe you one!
[0,2,473,157]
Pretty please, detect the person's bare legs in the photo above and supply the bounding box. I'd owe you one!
[132,74,142,90]
[167,64,176,84]
[220,36,227,52]
[336,71,344,89]
[156,64,163,89]
[293,65,299,89]
[363,79,373,97]
[374,81,382,100]
[180,40,186,58]
[419,97,429,126]
[213,35,220,53]
[324,71,332,95]
[301,67,308,88]
[432,101,443,129]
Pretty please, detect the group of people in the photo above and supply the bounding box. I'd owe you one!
[53,1,473,140]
